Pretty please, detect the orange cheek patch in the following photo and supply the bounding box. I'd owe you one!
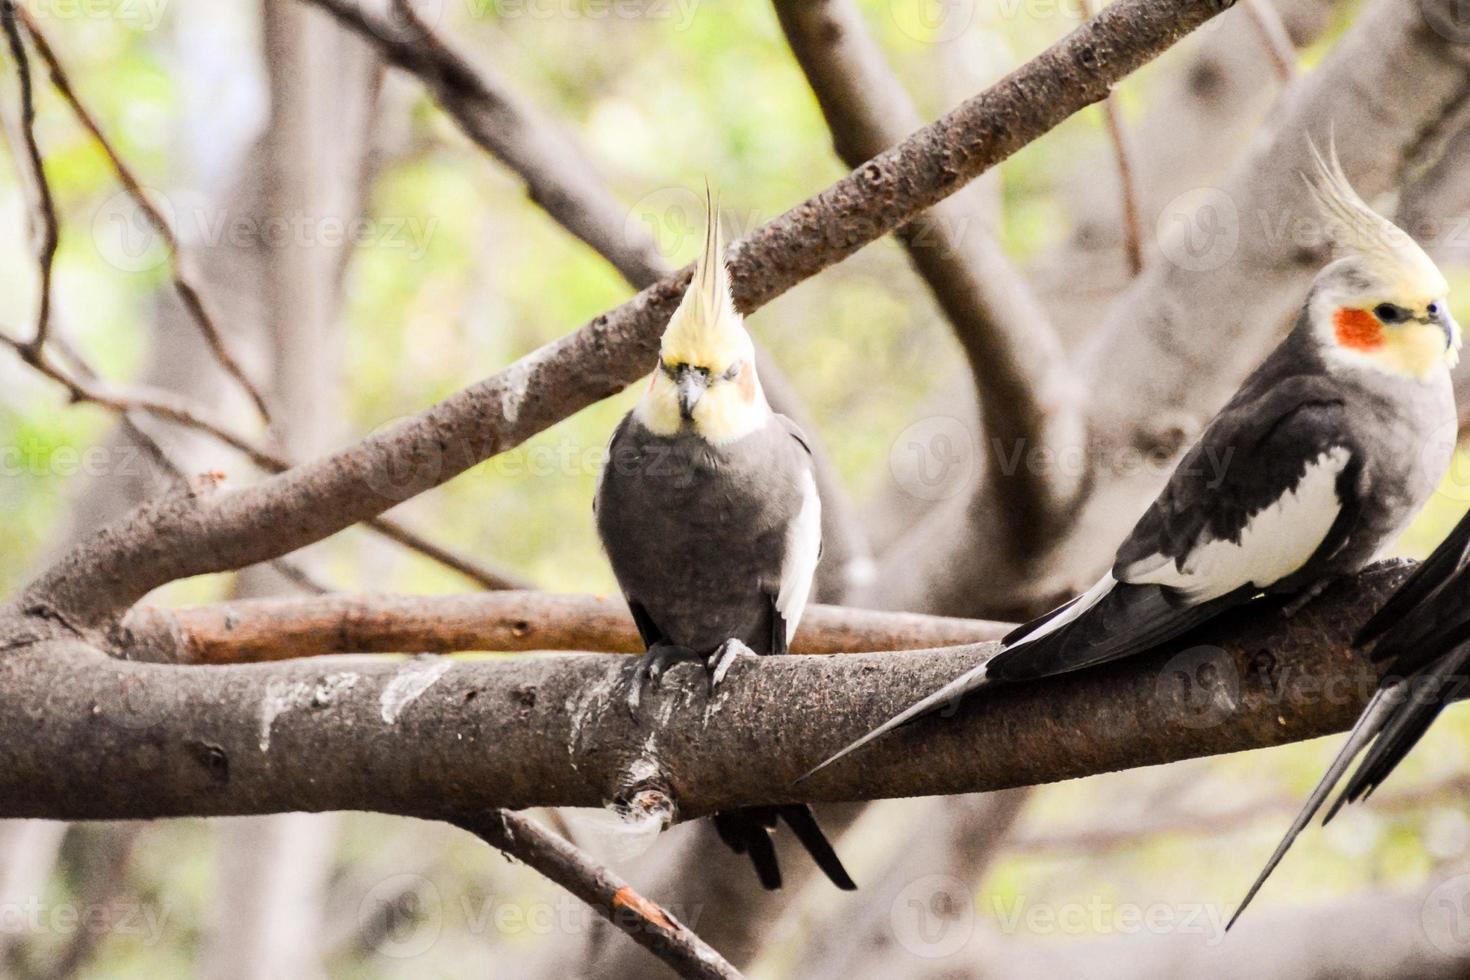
[736,366,757,402]
[1334,307,1383,351]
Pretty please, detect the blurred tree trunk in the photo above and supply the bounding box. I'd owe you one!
[196,4,379,979]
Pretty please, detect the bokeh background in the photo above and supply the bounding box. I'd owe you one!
[2,0,1470,976]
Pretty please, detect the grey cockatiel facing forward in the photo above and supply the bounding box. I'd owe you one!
[801,144,1461,784]
[594,198,854,892]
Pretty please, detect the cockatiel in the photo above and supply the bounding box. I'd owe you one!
[802,143,1460,783]
[1230,503,1470,927]
[594,196,855,892]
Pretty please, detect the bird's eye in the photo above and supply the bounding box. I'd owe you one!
[722,360,743,381]
[1428,302,1442,317]
[661,360,679,377]
[1373,303,1410,324]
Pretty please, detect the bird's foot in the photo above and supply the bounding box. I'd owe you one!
[627,641,701,716]
[706,638,756,695]
[1280,577,1339,618]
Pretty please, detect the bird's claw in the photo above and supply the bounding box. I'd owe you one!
[706,638,755,695]
[1281,577,1338,618]
[626,642,700,716]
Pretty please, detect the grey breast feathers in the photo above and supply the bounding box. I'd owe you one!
[595,413,817,654]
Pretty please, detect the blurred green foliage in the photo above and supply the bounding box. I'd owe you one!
[0,0,1466,975]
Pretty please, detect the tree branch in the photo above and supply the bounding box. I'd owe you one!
[0,564,1406,821]
[117,592,1009,664]
[457,810,739,980]
[19,0,1231,632]
[872,0,1470,618]
[307,0,870,602]
[1,327,529,592]
[305,0,665,286]
[0,0,57,355]
[773,0,1086,547]
[1240,0,1300,82]
[12,6,273,424]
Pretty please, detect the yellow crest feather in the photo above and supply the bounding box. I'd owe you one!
[1304,138,1447,306]
[659,189,749,370]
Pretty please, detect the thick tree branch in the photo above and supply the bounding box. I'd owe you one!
[458,811,739,980]
[19,0,1232,632]
[0,564,1405,821]
[117,592,1009,663]
[1,327,529,592]
[307,0,870,602]
[872,0,1470,617]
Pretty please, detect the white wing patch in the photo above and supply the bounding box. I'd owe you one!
[1122,447,1352,602]
[777,469,822,643]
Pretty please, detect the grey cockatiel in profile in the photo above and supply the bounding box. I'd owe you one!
[594,196,854,892]
[801,143,1460,784]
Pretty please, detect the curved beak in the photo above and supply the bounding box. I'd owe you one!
[675,366,708,421]
[1438,308,1461,352]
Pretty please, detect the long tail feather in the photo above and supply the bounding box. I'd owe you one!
[795,660,992,784]
[1327,642,1470,818]
[1227,685,1403,930]
[777,804,857,890]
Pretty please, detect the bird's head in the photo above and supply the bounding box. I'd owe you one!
[635,193,769,443]
[1305,141,1458,382]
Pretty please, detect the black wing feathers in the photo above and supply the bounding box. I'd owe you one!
[986,585,1253,682]
[997,381,1359,682]
[1115,383,1354,575]
[1356,507,1470,656]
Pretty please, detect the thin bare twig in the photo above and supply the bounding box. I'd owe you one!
[1081,0,1143,276]
[13,7,274,426]
[772,0,1086,549]
[266,558,334,596]
[1240,0,1299,82]
[2,328,528,590]
[457,810,740,980]
[0,1,57,354]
